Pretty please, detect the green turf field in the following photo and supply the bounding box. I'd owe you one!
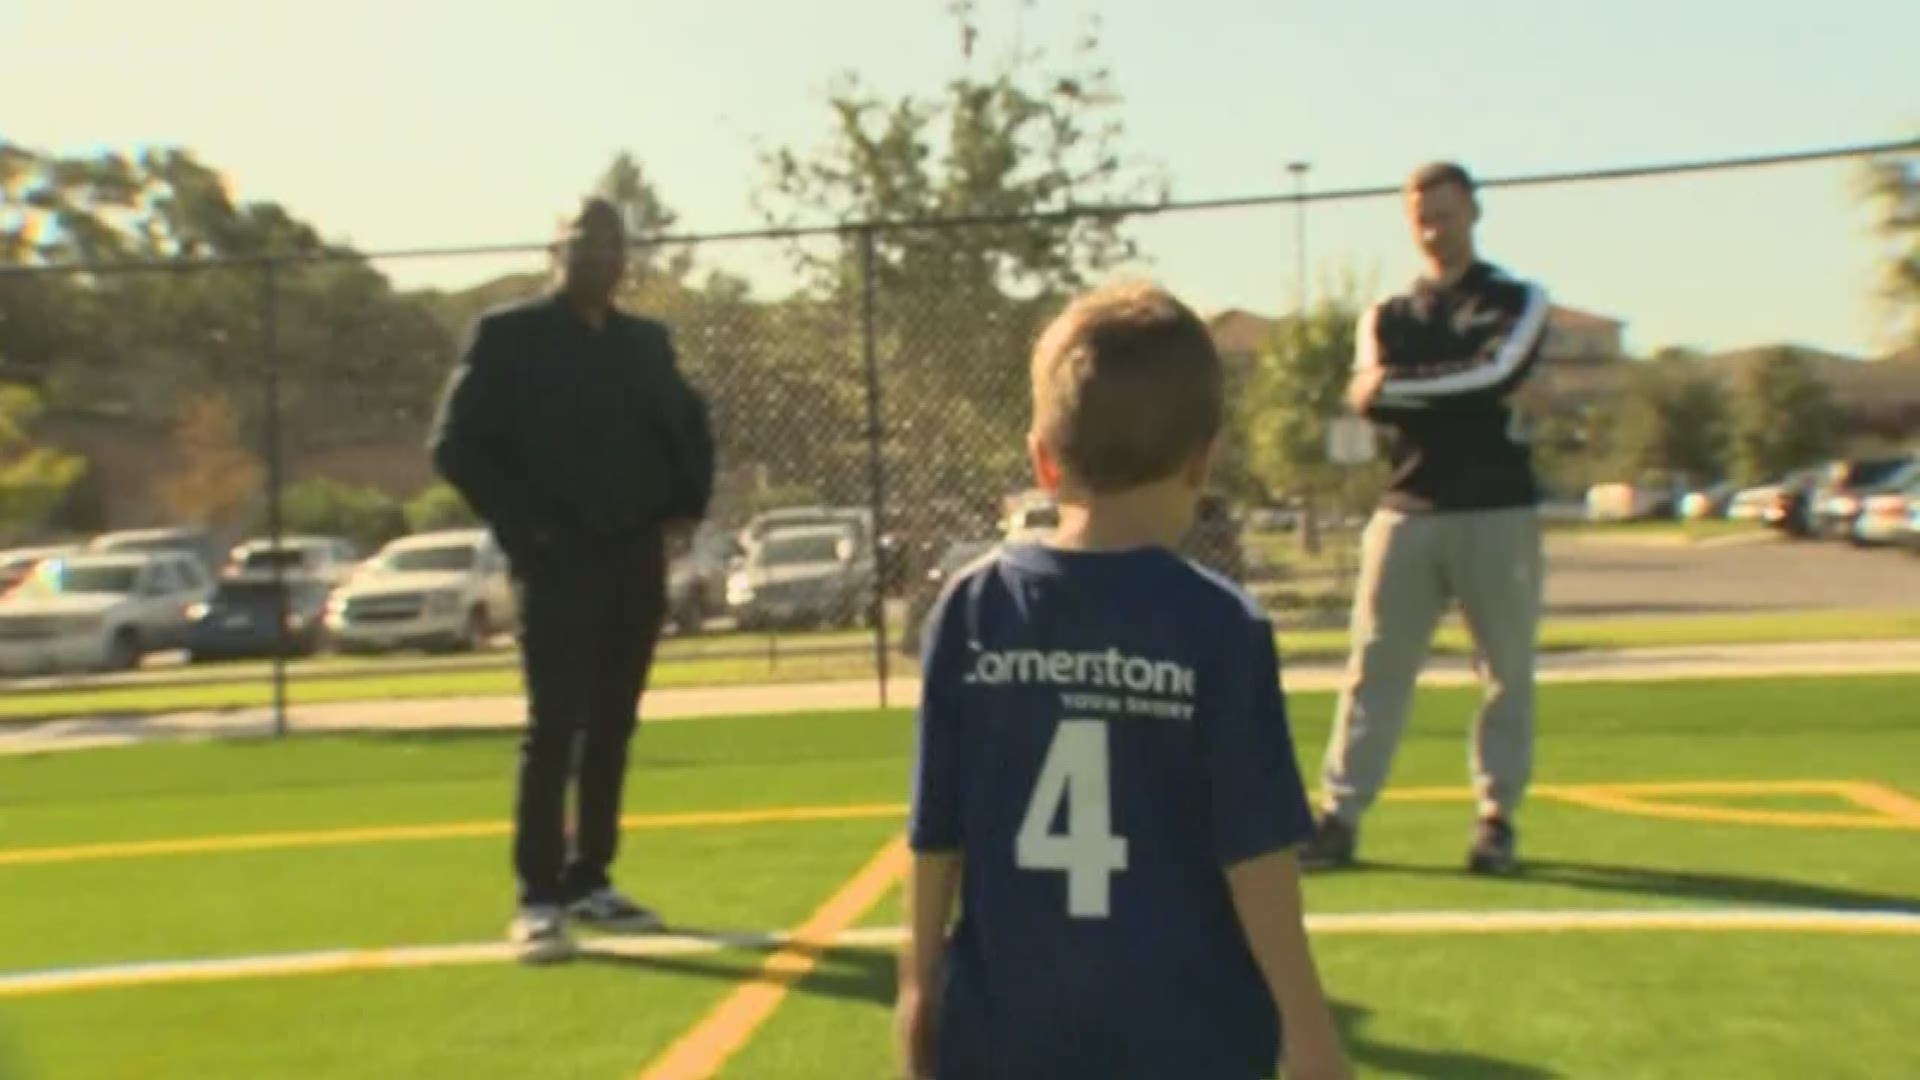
[2,674,1917,1078]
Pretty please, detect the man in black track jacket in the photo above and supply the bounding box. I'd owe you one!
[1303,162,1550,877]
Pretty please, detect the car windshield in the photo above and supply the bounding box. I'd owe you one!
[756,535,844,566]
[1,553,47,573]
[14,562,141,597]
[99,536,192,554]
[384,546,476,572]
[215,579,327,605]
[1838,459,1912,488]
[239,548,312,571]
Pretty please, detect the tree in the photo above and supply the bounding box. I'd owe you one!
[1860,144,1919,349]
[272,478,407,550]
[0,138,464,526]
[1605,358,1730,482]
[406,481,481,533]
[0,386,87,542]
[756,2,1167,527]
[596,151,693,281]
[158,393,264,528]
[1241,286,1372,554]
[1732,348,1839,482]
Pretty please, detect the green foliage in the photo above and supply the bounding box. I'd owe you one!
[404,483,480,533]
[1732,348,1840,483]
[271,478,407,551]
[0,139,454,440]
[0,386,88,541]
[1859,146,1919,349]
[1604,358,1731,481]
[1241,292,1366,499]
[755,5,1165,526]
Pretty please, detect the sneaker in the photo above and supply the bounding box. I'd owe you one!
[1467,816,1519,875]
[1298,812,1359,871]
[508,905,573,965]
[567,888,665,933]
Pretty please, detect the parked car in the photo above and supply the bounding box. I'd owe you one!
[1586,478,1683,522]
[186,574,334,662]
[1000,489,1060,543]
[1852,478,1920,548]
[740,507,874,556]
[726,524,875,630]
[1903,489,1920,554]
[0,544,79,597]
[1763,469,1827,538]
[899,539,999,655]
[667,524,737,634]
[1809,456,1919,541]
[1181,494,1247,582]
[1678,480,1738,521]
[87,527,226,577]
[225,536,361,584]
[1733,467,1820,526]
[0,551,214,673]
[1246,502,1304,534]
[325,529,515,654]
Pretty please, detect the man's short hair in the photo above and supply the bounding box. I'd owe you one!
[1405,161,1477,199]
[1029,280,1223,493]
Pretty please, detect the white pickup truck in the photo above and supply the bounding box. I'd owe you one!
[0,551,216,673]
[324,529,516,654]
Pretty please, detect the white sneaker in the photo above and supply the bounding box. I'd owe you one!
[566,888,665,934]
[508,904,573,964]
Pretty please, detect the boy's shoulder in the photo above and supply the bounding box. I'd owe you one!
[1174,554,1270,625]
[927,544,1268,639]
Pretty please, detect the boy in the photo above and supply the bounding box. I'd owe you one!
[896,282,1350,1080]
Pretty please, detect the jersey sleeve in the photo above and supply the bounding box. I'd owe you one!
[1202,615,1314,866]
[908,582,968,852]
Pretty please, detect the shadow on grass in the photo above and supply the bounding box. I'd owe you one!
[1344,859,1920,912]
[583,937,1559,1077]
[576,938,895,1008]
[1333,998,1559,1079]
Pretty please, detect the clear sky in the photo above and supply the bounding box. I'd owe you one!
[3,0,1914,356]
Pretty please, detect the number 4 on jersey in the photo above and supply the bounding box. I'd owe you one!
[1016,720,1129,919]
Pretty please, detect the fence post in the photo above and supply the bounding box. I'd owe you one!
[858,226,892,708]
[260,259,289,738]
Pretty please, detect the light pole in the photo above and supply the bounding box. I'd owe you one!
[1286,161,1311,318]
[1285,161,1321,557]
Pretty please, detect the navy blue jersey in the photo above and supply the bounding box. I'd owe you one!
[909,542,1313,1080]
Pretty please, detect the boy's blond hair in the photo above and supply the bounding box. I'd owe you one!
[1030,281,1223,493]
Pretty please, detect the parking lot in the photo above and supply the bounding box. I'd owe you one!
[1545,532,1920,617]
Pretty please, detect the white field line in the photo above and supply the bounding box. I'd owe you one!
[5,908,1919,999]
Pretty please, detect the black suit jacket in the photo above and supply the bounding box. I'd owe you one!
[428,295,715,565]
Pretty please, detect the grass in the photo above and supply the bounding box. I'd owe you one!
[4,608,1920,723]
[1,675,1917,1077]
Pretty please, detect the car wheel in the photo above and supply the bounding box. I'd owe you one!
[463,607,490,652]
[104,629,142,672]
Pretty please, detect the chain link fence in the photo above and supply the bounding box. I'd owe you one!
[2,142,1913,729]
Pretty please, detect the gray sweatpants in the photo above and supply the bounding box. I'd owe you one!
[1321,507,1543,823]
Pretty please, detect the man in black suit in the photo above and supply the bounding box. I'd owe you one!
[430,197,714,962]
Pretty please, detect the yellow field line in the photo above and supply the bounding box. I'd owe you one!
[634,835,911,1080]
[1539,782,1920,831]
[7,779,1918,871]
[0,804,907,868]
[1842,782,1920,824]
